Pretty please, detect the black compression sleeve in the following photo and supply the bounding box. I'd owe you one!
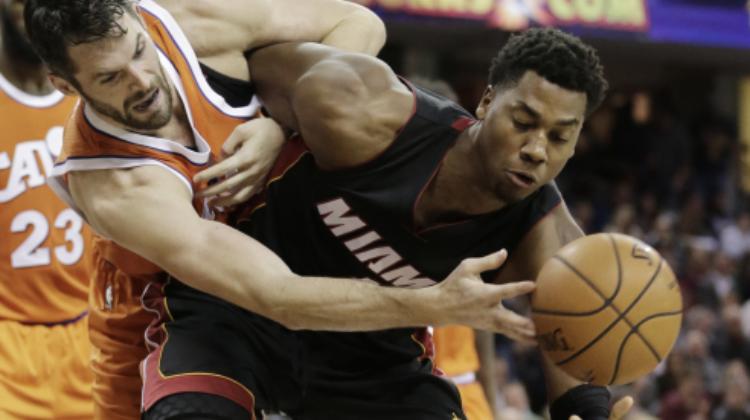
[549,384,610,420]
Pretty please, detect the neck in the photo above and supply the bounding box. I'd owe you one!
[417,123,507,227]
[0,45,54,96]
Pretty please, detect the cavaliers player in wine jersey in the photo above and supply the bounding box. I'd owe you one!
[25,1,540,418]
[0,0,93,418]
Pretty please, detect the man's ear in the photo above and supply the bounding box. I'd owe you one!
[475,85,495,120]
[49,74,79,96]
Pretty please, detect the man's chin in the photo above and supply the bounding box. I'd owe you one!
[496,187,531,205]
[125,111,171,131]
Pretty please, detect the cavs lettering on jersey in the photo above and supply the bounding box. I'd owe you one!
[0,70,91,323]
[44,1,258,417]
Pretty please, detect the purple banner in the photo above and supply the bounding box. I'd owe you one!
[354,0,750,49]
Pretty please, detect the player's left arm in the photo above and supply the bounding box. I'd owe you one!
[497,201,633,420]
[475,330,499,416]
[159,0,384,63]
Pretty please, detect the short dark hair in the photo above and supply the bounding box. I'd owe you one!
[488,27,608,116]
[24,0,136,80]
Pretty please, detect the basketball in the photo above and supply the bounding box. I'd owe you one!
[531,233,683,386]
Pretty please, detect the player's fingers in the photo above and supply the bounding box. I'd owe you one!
[198,168,258,198]
[222,125,254,156]
[495,280,536,299]
[212,185,257,207]
[493,307,535,338]
[241,168,267,189]
[198,180,234,199]
[501,322,536,344]
[504,325,536,344]
[501,329,530,344]
[194,155,242,183]
[610,396,634,420]
[459,249,508,275]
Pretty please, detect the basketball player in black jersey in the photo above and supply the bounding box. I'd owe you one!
[216,28,630,419]
[24,1,546,418]
[137,27,632,419]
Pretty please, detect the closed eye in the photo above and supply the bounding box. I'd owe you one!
[99,73,119,85]
[550,133,569,144]
[513,120,534,131]
[134,43,145,59]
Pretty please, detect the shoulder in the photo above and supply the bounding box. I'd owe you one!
[68,165,191,235]
[500,197,582,282]
[293,51,413,170]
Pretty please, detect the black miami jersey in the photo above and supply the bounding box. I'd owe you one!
[235,82,561,380]
[145,81,562,420]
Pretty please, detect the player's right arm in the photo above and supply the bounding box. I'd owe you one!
[498,202,633,420]
[249,42,412,170]
[68,165,536,337]
[476,330,500,415]
[159,0,385,80]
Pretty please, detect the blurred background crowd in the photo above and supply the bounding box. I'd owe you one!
[356,0,750,418]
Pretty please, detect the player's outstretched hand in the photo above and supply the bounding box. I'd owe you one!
[433,249,536,343]
[194,117,285,207]
[568,396,634,420]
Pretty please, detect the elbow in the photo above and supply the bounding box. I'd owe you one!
[293,60,361,119]
[353,9,386,54]
[278,316,306,331]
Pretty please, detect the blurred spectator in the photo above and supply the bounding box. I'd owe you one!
[684,329,723,394]
[720,212,750,259]
[713,360,750,420]
[716,305,750,366]
[604,204,644,237]
[659,365,711,420]
[496,382,543,420]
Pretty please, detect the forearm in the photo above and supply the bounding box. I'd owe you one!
[542,352,586,401]
[475,330,499,414]
[75,167,438,332]
[166,219,435,331]
[249,42,336,131]
[319,9,386,55]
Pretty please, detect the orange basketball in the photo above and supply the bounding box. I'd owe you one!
[531,233,683,386]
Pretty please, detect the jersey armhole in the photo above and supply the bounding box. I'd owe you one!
[49,158,194,227]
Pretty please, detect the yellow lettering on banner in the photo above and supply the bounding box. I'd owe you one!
[434,0,466,12]
[363,0,647,29]
[548,0,576,21]
[607,0,647,27]
[467,0,494,14]
[378,0,405,9]
[408,0,436,10]
[575,0,605,22]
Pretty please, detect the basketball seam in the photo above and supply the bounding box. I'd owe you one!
[607,309,683,385]
[608,234,663,363]
[553,256,663,367]
[532,237,624,317]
